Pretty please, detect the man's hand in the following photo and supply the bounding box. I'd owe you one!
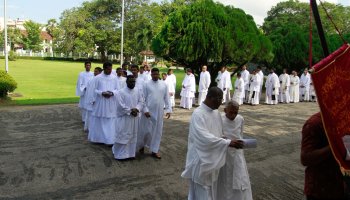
[144,112,151,118]
[223,88,226,91]
[102,92,110,98]
[229,139,244,149]
[182,85,185,88]
[131,108,139,117]
[165,113,171,119]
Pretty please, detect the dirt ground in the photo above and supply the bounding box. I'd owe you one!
[0,100,319,200]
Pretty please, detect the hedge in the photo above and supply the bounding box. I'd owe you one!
[0,70,17,98]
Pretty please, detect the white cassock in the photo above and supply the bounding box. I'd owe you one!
[76,71,94,122]
[117,76,126,89]
[257,70,264,100]
[83,76,98,132]
[137,80,172,153]
[167,74,177,107]
[300,73,311,101]
[289,75,300,103]
[279,73,291,103]
[198,71,211,106]
[309,79,317,102]
[164,78,175,106]
[112,87,143,159]
[232,78,245,105]
[218,114,253,200]
[181,104,231,200]
[138,72,152,82]
[216,70,232,103]
[248,74,261,105]
[241,70,250,103]
[88,73,120,145]
[265,73,280,105]
[180,73,196,109]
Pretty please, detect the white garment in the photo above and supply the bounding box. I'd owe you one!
[163,78,175,108]
[117,76,126,89]
[241,70,250,103]
[248,74,261,105]
[88,73,120,145]
[279,73,291,103]
[167,74,177,107]
[232,78,245,105]
[309,79,317,102]
[198,71,211,106]
[181,103,231,200]
[138,72,152,82]
[289,75,300,103]
[83,76,98,131]
[76,71,94,122]
[257,70,264,100]
[216,70,232,103]
[218,114,253,200]
[300,73,311,101]
[265,73,280,105]
[137,80,172,153]
[180,73,196,109]
[112,87,143,159]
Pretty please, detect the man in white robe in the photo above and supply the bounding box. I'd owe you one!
[309,78,317,102]
[83,67,102,132]
[217,100,253,200]
[248,70,261,105]
[300,69,311,102]
[182,87,243,200]
[265,68,280,105]
[180,69,196,109]
[138,65,152,82]
[240,65,250,103]
[76,61,94,122]
[137,68,172,159]
[116,67,126,89]
[289,70,300,103]
[232,73,245,105]
[256,66,264,100]
[162,73,175,106]
[88,62,120,145]
[216,66,232,103]
[278,69,291,103]
[167,69,177,107]
[198,65,211,106]
[112,75,144,160]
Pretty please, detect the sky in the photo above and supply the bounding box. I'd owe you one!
[0,0,349,25]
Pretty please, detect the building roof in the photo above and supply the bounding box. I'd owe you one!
[139,50,154,56]
[20,30,53,40]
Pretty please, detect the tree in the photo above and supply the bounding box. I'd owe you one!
[0,27,23,50]
[22,20,42,52]
[152,0,272,77]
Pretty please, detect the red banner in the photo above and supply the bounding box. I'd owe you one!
[311,43,350,174]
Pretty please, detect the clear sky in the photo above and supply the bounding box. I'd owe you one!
[0,0,349,25]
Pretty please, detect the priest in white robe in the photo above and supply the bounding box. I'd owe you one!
[198,65,211,106]
[88,62,120,145]
[215,66,232,103]
[278,69,291,103]
[112,75,144,160]
[116,67,127,89]
[240,65,250,103]
[289,70,300,103]
[180,68,196,109]
[182,87,244,200]
[256,66,264,100]
[167,69,177,107]
[217,100,253,200]
[83,67,102,132]
[232,73,245,105]
[309,78,317,102]
[162,73,175,105]
[265,68,280,105]
[299,69,311,102]
[137,68,172,159]
[248,70,261,105]
[76,61,94,122]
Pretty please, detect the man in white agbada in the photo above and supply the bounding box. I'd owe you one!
[265,68,280,105]
[138,68,172,159]
[112,75,144,160]
[299,69,311,102]
[232,73,245,105]
[116,67,126,89]
[289,70,300,103]
[256,66,264,100]
[167,69,177,107]
[83,67,103,132]
[198,65,211,106]
[182,87,244,200]
[278,69,291,103]
[217,100,253,200]
[180,68,196,109]
[309,78,317,102]
[88,62,120,145]
[240,65,250,103]
[162,73,175,105]
[76,61,94,122]
[248,70,261,105]
[215,66,232,103]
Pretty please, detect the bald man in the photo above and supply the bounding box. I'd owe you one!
[198,65,211,106]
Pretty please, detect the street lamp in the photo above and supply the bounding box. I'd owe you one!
[120,0,124,67]
[4,0,8,73]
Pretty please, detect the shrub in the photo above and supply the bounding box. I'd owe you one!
[0,71,17,98]
[8,50,17,61]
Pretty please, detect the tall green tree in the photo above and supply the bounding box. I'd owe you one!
[22,20,42,52]
[0,28,23,50]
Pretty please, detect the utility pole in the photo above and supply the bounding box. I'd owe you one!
[120,0,124,67]
[4,0,8,72]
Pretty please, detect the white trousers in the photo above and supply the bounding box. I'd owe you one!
[198,91,207,106]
